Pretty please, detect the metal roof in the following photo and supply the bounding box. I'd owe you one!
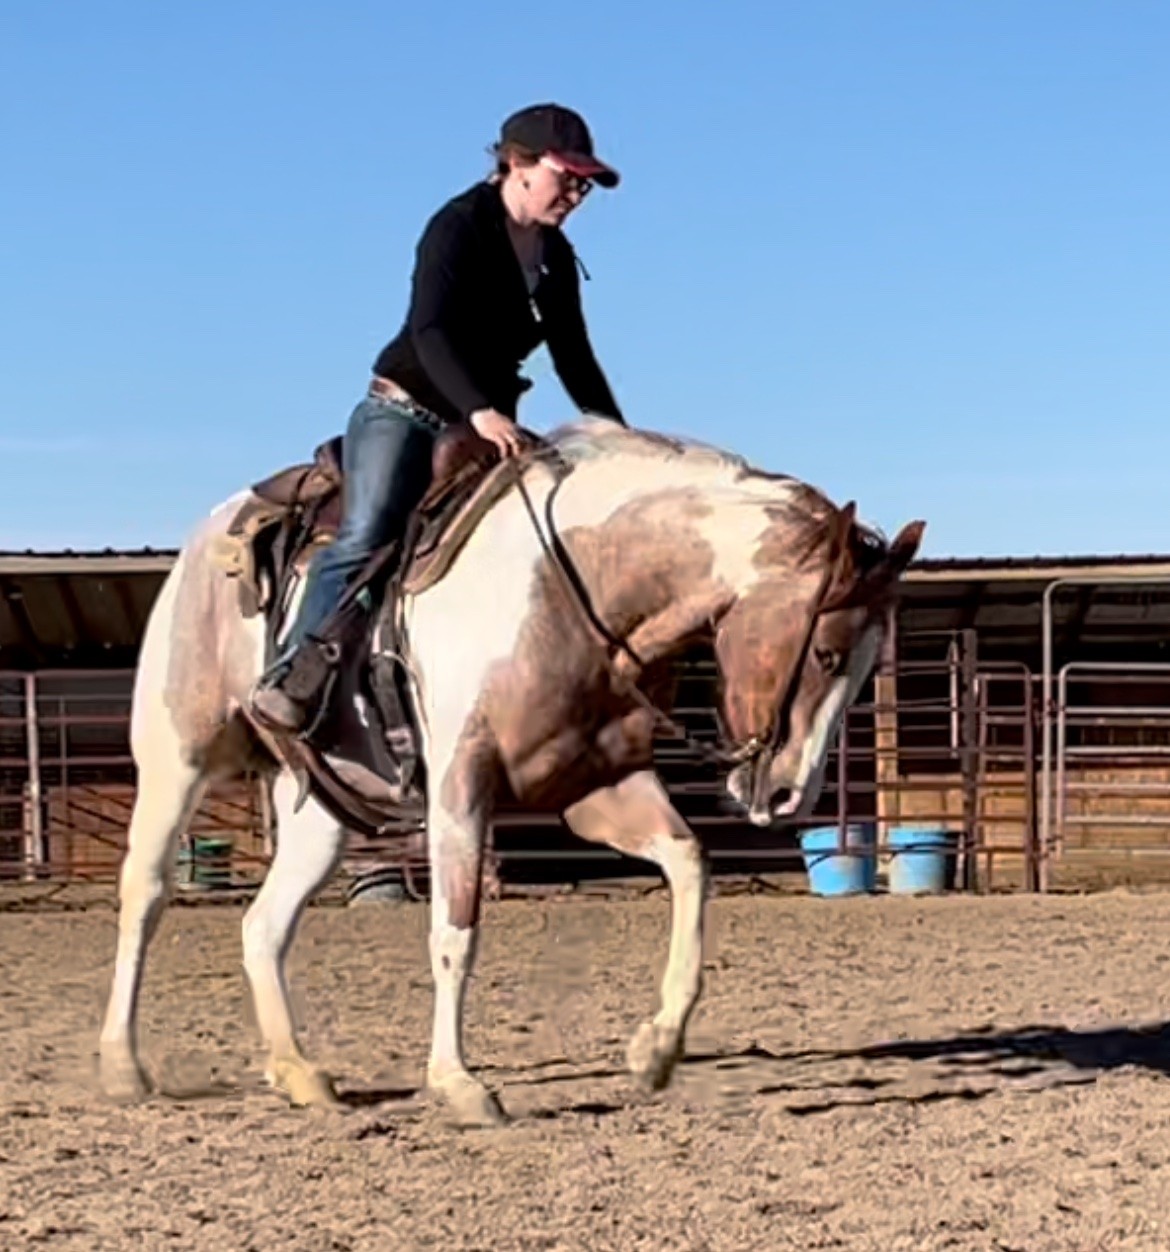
[6,546,1170,580]
[5,547,1170,668]
[0,548,177,575]
[906,553,1170,584]
[0,554,170,667]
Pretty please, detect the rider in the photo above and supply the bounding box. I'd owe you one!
[250,102,626,734]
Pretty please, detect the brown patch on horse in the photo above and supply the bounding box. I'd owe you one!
[715,501,851,745]
[559,489,717,634]
[715,589,813,745]
[718,507,926,747]
[750,483,838,573]
[436,710,503,931]
[482,490,716,812]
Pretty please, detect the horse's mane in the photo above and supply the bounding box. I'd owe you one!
[546,416,792,495]
[543,417,889,558]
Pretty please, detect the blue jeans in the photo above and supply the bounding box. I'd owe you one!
[279,394,438,654]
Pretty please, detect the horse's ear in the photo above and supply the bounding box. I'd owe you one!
[887,519,926,573]
[818,501,859,610]
[832,501,857,560]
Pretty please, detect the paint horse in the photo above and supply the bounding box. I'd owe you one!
[98,416,924,1126]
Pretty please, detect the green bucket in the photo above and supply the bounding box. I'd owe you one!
[179,837,233,890]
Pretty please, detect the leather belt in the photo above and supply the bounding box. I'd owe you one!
[366,376,443,428]
[368,375,417,404]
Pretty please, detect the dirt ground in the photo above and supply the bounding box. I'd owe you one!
[4,887,1170,1251]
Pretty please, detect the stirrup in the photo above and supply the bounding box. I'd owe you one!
[251,636,341,737]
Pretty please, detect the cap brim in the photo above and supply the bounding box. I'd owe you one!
[552,151,620,188]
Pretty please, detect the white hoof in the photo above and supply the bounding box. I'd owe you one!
[99,1046,154,1104]
[429,1070,509,1128]
[268,1057,342,1109]
[627,1020,682,1092]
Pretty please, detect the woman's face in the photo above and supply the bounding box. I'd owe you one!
[507,154,593,227]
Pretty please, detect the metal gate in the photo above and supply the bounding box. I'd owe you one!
[1041,575,1170,890]
[1051,662,1170,878]
[0,646,1041,892]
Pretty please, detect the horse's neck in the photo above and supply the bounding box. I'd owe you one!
[544,472,746,662]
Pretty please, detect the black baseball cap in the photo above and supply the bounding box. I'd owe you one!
[497,103,620,188]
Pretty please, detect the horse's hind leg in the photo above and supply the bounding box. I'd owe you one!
[99,742,207,1102]
[563,770,708,1092]
[241,769,346,1107]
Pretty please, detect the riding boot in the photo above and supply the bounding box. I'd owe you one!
[250,541,403,736]
[249,392,438,737]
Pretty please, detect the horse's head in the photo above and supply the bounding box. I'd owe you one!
[715,501,925,826]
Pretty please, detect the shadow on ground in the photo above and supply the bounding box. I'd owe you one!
[669,1020,1170,1114]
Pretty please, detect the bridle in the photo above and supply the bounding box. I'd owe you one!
[509,453,846,783]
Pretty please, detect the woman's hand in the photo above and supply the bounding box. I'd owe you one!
[470,408,527,458]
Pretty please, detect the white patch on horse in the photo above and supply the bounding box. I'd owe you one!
[402,467,553,751]
[693,501,775,595]
[548,420,802,596]
[789,623,881,813]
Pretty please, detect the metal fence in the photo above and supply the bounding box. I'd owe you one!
[0,637,1058,893]
[0,669,274,886]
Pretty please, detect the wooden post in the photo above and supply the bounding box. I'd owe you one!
[959,628,980,892]
[874,604,900,853]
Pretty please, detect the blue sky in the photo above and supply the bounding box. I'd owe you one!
[3,1,1168,558]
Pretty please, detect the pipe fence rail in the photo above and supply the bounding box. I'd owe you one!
[2,633,1166,894]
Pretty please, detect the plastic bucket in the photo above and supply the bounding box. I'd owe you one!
[179,837,233,890]
[799,824,877,897]
[886,827,957,895]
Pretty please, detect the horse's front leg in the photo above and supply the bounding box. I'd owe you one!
[563,770,709,1092]
[425,737,507,1128]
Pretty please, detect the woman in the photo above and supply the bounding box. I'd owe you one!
[251,102,625,734]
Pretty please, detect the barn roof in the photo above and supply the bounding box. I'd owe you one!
[4,547,1170,667]
[0,549,175,667]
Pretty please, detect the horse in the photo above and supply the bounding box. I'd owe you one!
[97,416,924,1127]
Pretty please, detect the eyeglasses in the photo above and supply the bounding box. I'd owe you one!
[540,155,593,199]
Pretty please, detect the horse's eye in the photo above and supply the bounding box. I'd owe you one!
[815,647,843,676]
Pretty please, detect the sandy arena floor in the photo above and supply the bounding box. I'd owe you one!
[4,886,1170,1250]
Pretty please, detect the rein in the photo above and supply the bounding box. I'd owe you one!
[507,453,837,776]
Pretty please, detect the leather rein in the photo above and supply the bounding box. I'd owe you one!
[508,452,841,781]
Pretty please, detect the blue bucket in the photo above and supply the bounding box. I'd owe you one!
[887,827,957,895]
[799,824,877,897]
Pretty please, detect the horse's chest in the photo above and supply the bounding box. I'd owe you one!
[501,700,657,809]
[502,664,614,748]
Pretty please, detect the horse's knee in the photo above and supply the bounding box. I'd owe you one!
[117,855,168,917]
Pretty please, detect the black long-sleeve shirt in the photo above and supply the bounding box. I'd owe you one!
[373,180,623,426]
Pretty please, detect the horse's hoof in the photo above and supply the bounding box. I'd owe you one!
[99,1048,153,1104]
[270,1058,342,1109]
[431,1071,509,1128]
[627,1020,681,1092]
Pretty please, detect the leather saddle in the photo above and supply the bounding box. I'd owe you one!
[251,421,502,535]
[220,421,515,620]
